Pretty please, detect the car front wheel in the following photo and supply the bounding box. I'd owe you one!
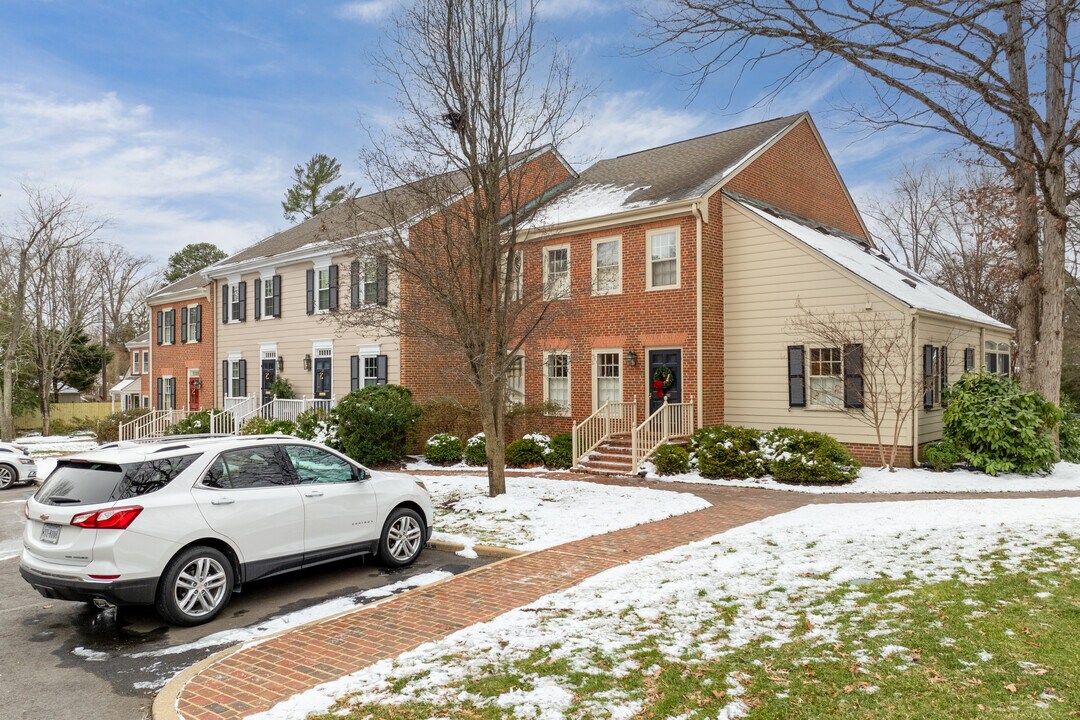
[0,464,15,490]
[156,546,234,626]
[377,507,425,567]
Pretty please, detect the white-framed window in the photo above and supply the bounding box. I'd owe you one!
[262,277,275,318]
[543,245,570,300]
[132,351,141,375]
[229,283,241,322]
[502,251,523,302]
[593,350,621,408]
[361,260,378,303]
[142,395,150,408]
[229,359,243,398]
[143,351,149,374]
[317,267,332,311]
[162,309,175,344]
[543,351,571,416]
[985,340,1011,376]
[162,375,175,410]
[363,356,379,387]
[507,354,524,407]
[592,237,621,295]
[646,228,679,290]
[808,347,843,408]
[186,304,199,342]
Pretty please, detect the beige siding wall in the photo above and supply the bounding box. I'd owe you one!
[214,252,399,404]
[722,198,913,445]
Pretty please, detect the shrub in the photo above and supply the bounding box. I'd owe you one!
[924,438,962,472]
[943,372,1062,475]
[269,376,296,399]
[416,398,481,449]
[48,419,72,435]
[690,425,767,479]
[239,416,296,436]
[95,408,151,444]
[1058,398,1080,464]
[543,432,573,469]
[653,444,690,475]
[294,407,335,443]
[424,433,463,464]
[333,384,421,466]
[165,410,231,436]
[506,434,548,468]
[760,427,859,485]
[464,433,487,466]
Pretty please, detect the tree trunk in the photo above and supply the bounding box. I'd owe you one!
[0,360,14,441]
[477,381,507,497]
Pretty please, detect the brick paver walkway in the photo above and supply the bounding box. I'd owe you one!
[171,481,1080,720]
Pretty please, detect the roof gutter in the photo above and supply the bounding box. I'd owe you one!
[519,198,701,242]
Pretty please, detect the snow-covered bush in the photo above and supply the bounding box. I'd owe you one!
[333,385,421,466]
[689,425,767,478]
[760,427,859,484]
[424,433,463,465]
[653,443,690,475]
[464,433,487,466]
[164,410,230,437]
[506,434,549,468]
[923,438,962,472]
[239,416,296,436]
[543,432,573,469]
[294,407,335,444]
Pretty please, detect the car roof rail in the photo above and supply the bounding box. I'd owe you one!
[100,433,236,450]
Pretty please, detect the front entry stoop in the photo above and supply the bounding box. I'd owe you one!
[575,434,689,477]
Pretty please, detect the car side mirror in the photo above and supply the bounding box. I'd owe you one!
[355,467,368,481]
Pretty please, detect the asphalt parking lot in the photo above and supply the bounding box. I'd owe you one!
[0,486,488,720]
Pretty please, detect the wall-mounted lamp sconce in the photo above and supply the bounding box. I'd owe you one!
[303,354,312,371]
[625,350,637,367]
[277,356,285,372]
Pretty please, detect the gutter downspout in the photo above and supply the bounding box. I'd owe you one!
[693,201,705,430]
[911,310,920,465]
[211,282,218,411]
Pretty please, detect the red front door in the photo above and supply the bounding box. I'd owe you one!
[189,379,200,411]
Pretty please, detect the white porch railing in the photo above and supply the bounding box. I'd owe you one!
[223,396,257,419]
[119,409,190,441]
[630,397,694,474]
[571,399,637,466]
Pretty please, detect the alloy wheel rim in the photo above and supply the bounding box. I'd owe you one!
[174,557,228,617]
[387,515,422,561]
[0,467,12,487]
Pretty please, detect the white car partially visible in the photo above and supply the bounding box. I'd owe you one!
[0,442,37,489]
[20,435,433,626]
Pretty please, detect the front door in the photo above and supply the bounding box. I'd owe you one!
[313,358,332,399]
[261,359,277,404]
[648,349,682,414]
[187,369,200,411]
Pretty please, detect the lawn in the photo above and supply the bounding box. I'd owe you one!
[253,498,1080,720]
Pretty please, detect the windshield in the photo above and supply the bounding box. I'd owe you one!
[36,455,200,506]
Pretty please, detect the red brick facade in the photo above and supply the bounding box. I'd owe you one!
[150,293,216,412]
[846,442,915,469]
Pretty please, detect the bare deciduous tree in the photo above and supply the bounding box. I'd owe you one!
[647,0,1078,404]
[0,185,105,440]
[336,0,586,496]
[865,163,945,275]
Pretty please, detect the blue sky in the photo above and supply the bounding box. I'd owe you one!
[0,0,953,262]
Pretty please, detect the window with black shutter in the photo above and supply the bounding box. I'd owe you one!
[221,284,229,324]
[350,355,360,391]
[939,346,949,407]
[156,377,163,409]
[787,346,806,408]
[376,354,388,384]
[350,260,361,309]
[328,264,339,310]
[254,278,262,320]
[842,344,864,409]
[923,345,939,409]
[237,280,247,321]
[194,305,202,342]
[376,256,388,306]
[181,307,189,343]
[306,269,315,315]
[238,359,247,397]
[156,311,163,345]
[272,275,281,317]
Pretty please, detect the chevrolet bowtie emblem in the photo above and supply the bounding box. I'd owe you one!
[39,514,49,521]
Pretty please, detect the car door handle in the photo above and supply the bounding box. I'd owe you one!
[304,490,324,498]
[210,497,235,505]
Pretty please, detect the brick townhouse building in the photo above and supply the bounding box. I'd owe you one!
[147,272,216,412]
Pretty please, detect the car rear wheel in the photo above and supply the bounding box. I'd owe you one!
[0,464,15,490]
[377,507,425,567]
[156,546,234,626]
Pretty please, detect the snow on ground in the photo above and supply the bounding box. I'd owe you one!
[14,433,99,482]
[422,474,710,553]
[253,496,1080,720]
[645,461,1080,494]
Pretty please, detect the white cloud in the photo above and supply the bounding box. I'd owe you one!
[0,84,283,260]
[563,90,707,162]
[336,0,399,23]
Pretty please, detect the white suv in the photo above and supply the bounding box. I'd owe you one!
[0,441,37,489]
[20,435,433,626]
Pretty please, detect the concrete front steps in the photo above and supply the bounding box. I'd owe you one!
[575,433,689,477]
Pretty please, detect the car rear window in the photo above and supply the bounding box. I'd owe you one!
[37,455,200,506]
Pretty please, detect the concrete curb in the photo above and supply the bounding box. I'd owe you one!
[151,552,526,720]
[425,539,524,558]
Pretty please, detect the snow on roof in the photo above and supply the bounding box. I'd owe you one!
[522,183,664,228]
[109,376,140,394]
[734,197,1011,330]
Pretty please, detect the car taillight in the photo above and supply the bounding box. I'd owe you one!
[70,506,144,530]
[23,501,29,519]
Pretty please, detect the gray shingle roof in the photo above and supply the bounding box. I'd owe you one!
[148,269,210,301]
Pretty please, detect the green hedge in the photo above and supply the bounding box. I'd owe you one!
[760,427,860,485]
[690,425,767,479]
[653,444,690,475]
[333,385,421,466]
[464,433,487,466]
[506,434,548,468]
[425,433,463,464]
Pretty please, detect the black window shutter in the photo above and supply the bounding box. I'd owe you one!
[222,360,229,400]
[350,259,360,308]
[787,346,806,408]
[237,281,247,322]
[376,256,388,306]
[156,311,163,345]
[939,346,949,407]
[181,307,189,343]
[350,355,360,391]
[221,284,230,323]
[964,347,974,372]
[923,345,935,409]
[238,359,247,397]
[195,305,202,342]
[157,377,163,409]
[254,278,262,320]
[306,269,315,315]
[376,354,388,384]
[843,343,864,409]
[272,275,281,317]
[169,378,176,410]
[328,264,339,310]
[171,310,177,343]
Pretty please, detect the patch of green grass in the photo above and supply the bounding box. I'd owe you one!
[317,540,1079,719]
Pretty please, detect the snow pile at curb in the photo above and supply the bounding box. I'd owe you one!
[423,474,710,551]
[252,497,1080,719]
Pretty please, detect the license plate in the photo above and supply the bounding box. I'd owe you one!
[40,523,61,544]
